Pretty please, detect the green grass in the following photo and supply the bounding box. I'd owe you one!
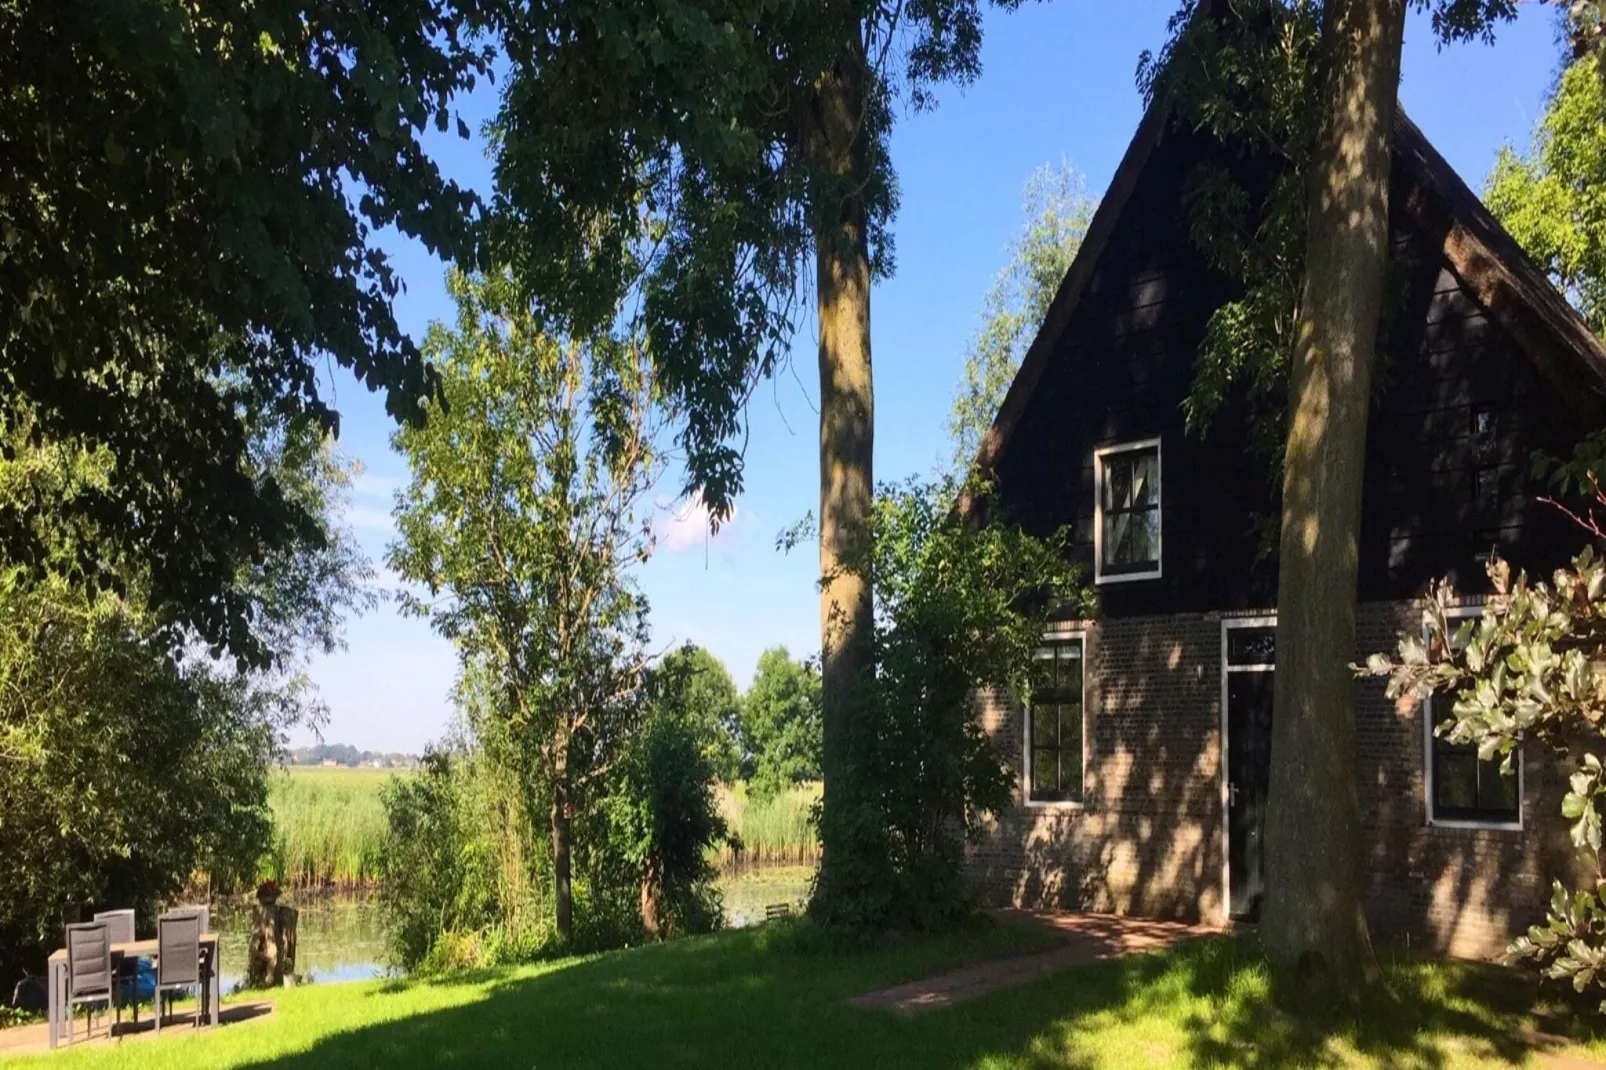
[8,927,1602,1069]
[266,767,396,889]
[715,782,820,867]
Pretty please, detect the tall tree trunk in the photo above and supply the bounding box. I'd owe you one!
[552,740,573,945]
[1262,0,1404,992]
[808,51,875,903]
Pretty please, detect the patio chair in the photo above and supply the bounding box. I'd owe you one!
[63,922,113,1044]
[165,905,213,1019]
[92,909,138,1029]
[169,904,210,935]
[154,912,202,1034]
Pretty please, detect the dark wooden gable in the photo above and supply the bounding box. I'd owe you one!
[982,116,1603,618]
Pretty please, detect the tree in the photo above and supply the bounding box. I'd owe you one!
[1487,49,1606,336]
[489,0,1042,910]
[649,644,745,785]
[1141,0,1518,993]
[1258,0,1409,991]
[0,397,367,986]
[824,476,1086,929]
[603,712,728,940]
[389,269,661,945]
[1,0,490,666]
[948,162,1095,473]
[742,648,823,802]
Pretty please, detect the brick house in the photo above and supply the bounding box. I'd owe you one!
[961,100,1606,959]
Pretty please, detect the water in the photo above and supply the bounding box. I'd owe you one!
[213,893,389,990]
[214,864,815,988]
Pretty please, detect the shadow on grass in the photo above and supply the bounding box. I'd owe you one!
[232,927,1578,1070]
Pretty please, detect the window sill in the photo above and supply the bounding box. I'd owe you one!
[1426,816,1522,832]
[1094,569,1161,586]
[1024,798,1085,811]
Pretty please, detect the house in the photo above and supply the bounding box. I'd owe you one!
[962,98,1606,959]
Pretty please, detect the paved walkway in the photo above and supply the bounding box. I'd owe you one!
[850,911,1216,1015]
[0,1001,274,1057]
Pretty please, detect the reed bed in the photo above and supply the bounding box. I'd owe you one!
[714,782,821,869]
[266,766,395,889]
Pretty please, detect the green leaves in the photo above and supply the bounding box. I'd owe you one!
[948,162,1094,474]
[1486,49,1606,338]
[1,0,492,663]
[1369,545,1606,1003]
[741,647,823,803]
[388,267,662,943]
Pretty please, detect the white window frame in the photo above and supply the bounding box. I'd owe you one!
[1093,437,1163,585]
[1024,630,1088,810]
[1424,605,1523,831]
[1220,614,1277,919]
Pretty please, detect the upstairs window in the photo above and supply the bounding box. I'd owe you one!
[1095,439,1162,583]
[1427,607,1521,828]
[1026,637,1085,805]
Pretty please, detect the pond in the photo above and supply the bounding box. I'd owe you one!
[214,864,814,988]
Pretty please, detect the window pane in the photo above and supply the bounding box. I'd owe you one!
[1227,627,1276,666]
[1131,452,1157,508]
[1435,748,1479,811]
[1031,651,1057,693]
[1128,508,1159,563]
[1033,704,1059,750]
[1478,758,1519,817]
[1062,704,1083,799]
[1103,510,1130,567]
[1105,455,1132,512]
[1032,748,1060,796]
[1060,652,1082,699]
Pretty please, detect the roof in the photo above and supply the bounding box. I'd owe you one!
[961,98,1606,511]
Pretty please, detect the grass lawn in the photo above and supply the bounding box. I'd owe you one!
[5,922,1602,1069]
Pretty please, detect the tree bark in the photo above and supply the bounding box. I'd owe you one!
[808,51,875,902]
[552,739,573,945]
[1262,0,1404,993]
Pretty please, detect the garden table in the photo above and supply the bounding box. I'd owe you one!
[45,932,220,1049]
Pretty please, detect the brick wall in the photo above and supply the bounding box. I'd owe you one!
[966,601,1578,959]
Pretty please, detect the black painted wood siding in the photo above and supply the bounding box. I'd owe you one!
[991,129,1589,618]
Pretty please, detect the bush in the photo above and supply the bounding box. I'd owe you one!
[811,477,1088,932]
[603,712,728,940]
[379,747,550,972]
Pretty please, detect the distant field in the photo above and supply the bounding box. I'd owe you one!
[264,767,819,887]
[266,766,398,888]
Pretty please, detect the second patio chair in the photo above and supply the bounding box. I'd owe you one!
[91,909,137,1029]
[153,912,202,1034]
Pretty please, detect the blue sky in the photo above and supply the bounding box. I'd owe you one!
[295,1,1570,754]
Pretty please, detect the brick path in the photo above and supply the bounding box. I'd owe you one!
[0,1001,274,1057]
[849,911,1216,1015]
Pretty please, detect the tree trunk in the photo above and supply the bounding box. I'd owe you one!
[808,51,875,902]
[552,742,573,945]
[1262,0,1404,993]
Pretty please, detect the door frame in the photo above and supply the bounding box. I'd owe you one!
[1220,614,1277,921]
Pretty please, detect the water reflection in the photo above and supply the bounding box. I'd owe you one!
[214,865,815,987]
[213,893,389,990]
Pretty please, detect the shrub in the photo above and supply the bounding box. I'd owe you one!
[810,477,1088,931]
[603,713,728,940]
[1365,434,1606,1009]
[378,746,550,972]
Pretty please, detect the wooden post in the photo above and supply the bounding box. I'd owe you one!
[247,900,299,987]
[279,907,298,985]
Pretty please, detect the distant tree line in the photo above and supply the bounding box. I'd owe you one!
[288,744,419,769]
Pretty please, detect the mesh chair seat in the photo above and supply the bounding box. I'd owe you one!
[63,923,113,1044]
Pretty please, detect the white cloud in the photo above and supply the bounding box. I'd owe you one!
[352,472,403,501]
[656,493,736,553]
[345,503,397,534]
